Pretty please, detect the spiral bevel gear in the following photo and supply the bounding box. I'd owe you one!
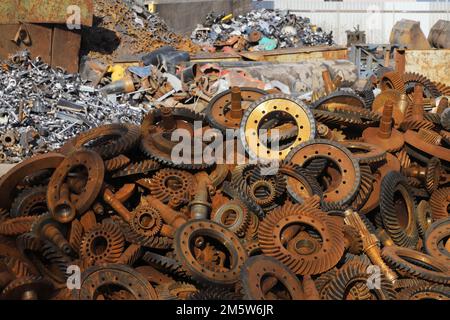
[429,188,450,221]
[157,281,198,300]
[379,171,419,248]
[145,168,195,204]
[80,221,125,266]
[380,71,405,92]
[111,159,161,178]
[117,244,142,266]
[258,201,345,275]
[417,129,442,146]
[342,225,364,255]
[0,216,37,236]
[141,252,188,279]
[1,275,53,300]
[396,149,412,169]
[416,200,433,238]
[67,219,84,253]
[403,72,441,99]
[2,256,35,278]
[188,286,241,300]
[104,154,131,172]
[10,186,47,217]
[424,218,450,264]
[351,165,374,211]
[398,283,450,300]
[322,259,396,300]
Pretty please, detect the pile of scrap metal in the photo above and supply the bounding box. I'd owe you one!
[82,0,198,64]
[191,9,333,53]
[0,64,449,300]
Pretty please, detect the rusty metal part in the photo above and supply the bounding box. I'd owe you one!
[343,225,364,255]
[379,171,419,249]
[10,186,47,218]
[144,168,195,204]
[189,172,212,220]
[67,219,83,253]
[74,264,158,300]
[372,90,409,128]
[312,90,366,109]
[424,218,450,264]
[340,141,386,165]
[429,188,449,221]
[0,216,37,236]
[59,124,140,160]
[0,130,16,148]
[405,130,450,163]
[404,72,441,99]
[145,196,187,229]
[141,107,209,170]
[363,100,405,153]
[398,283,450,300]
[286,140,361,207]
[259,201,345,275]
[111,160,161,178]
[380,71,405,92]
[104,155,131,172]
[280,162,323,204]
[117,244,142,266]
[80,221,125,266]
[417,129,442,147]
[344,209,398,283]
[240,94,316,162]
[157,281,198,300]
[0,153,65,211]
[206,87,267,132]
[351,165,374,211]
[382,246,450,284]
[322,259,396,300]
[130,206,162,238]
[1,276,53,300]
[31,213,71,255]
[211,200,249,237]
[402,157,442,193]
[174,220,247,286]
[240,255,304,300]
[416,200,434,238]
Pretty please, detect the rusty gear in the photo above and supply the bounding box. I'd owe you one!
[404,72,441,99]
[381,246,450,284]
[174,220,247,286]
[129,206,162,238]
[279,162,323,204]
[429,188,450,221]
[239,93,316,161]
[206,87,267,132]
[0,216,37,236]
[60,124,141,160]
[145,168,195,204]
[111,159,161,178]
[240,255,304,300]
[258,201,345,275]
[380,71,405,92]
[424,218,450,264]
[211,200,250,237]
[10,186,48,218]
[340,141,386,165]
[398,283,450,300]
[379,171,419,248]
[343,225,364,255]
[1,276,53,300]
[104,155,131,172]
[416,200,434,238]
[312,90,366,109]
[80,221,125,266]
[351,165,374,211]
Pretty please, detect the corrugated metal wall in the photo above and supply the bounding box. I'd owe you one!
[273,1,450,45]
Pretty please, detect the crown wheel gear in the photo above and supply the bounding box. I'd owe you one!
[322,259,396,300]
[59,124,141,160]
[10,186,48,218]
[424,218,450,264]
[258,201,345,275]
[429,188,450,221]
[342,225,364,255]
[379,171,419,249]
[74,264,158,300]
[240,255,304,300]
[312,90,367,109]
[397,283,450,300]
[285,139,361,207]
[380,71,405,92]
[350,165,374,211]
[416,200,434,238]
[173,220,247,286]
[339,141,386,165]
[145,168,195,204]
[381,246,450,285]
[425,157,442,194]
[404,72,441,99]
[239,93,316,162]
[0,216,37,236]
[140,107,210,170]
[279,162,323,204]
[1,276,53,300]
[111,160,161,178]
[80,221,125,266]
[206,87,267,132]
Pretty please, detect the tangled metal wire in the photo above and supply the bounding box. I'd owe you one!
[0,63,449,301]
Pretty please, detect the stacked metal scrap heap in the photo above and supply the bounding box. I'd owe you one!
[0,55,450,299]
[191,9,334,52]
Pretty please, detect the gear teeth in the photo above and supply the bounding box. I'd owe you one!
[104,154,131,172]
[312,89,367,109]
[400,119,435,131]
[351,165,374,211]
[142,251,188,278]
[315,268,338,300]
[0,216,37,236]
[404,72,441,99]
[398,283,450,300]
[324,258,396,300]
[379,171,419,249]
[2,256,35,277]
[396,149,412,169]
[380,71,405,92]
[342,225,364,255]
[425,157,441,194]
[145,168,194,204]
[258,201,345,275]
[429,188,450,221]
[79,220,125,266]
[117,244,142,266]
[10,185,47,217]
[68,219,84,253]
[188,286,241,300]
[112,159,161,178]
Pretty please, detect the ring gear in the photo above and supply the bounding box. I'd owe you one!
[211,200,250,237]
[429,188,449,221]
[424,218,450,264]
[10,186,48,217]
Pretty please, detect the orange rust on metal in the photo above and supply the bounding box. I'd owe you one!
[405,50,450,86]
[51,26,81,74]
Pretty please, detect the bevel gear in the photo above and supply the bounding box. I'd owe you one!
[380,71,405,92]
[424,218,450,264]
[145,168,195,204]
[429,188,449,221]
[10,186,48,217]
[398,283,450,300]
[211,200,250,237]
[130,206,162,238]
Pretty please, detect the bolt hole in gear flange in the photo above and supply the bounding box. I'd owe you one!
[173,220,247,286]
[285,139,361,208]
[239,94,316,162]
[47,150,105,224]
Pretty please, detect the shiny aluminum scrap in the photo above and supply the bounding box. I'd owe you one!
[191,8,334,50]
[0,51,143,163]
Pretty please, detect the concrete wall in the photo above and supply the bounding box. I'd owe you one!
[155,0,252,35]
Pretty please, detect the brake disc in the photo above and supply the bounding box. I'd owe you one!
[239,94,316,162]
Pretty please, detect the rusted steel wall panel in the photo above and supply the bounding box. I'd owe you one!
[0,0,93,27]
[405,49,450,86]
[0,23,52,64]
[51,26,81,73]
